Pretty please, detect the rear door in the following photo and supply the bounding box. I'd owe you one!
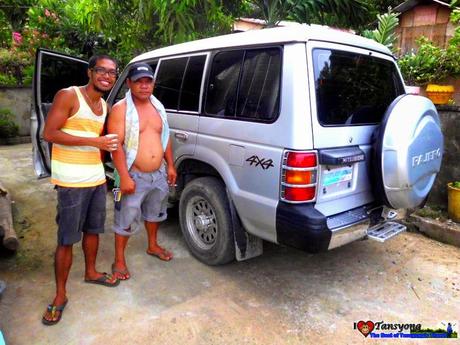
[154,53,208,158]
[31,49,88,177]
[306,41,405,216]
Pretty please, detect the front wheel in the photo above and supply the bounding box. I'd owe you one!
[179,177,235,265]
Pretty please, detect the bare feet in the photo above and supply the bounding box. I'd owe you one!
[146,246,173,261]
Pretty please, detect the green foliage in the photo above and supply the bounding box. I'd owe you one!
[362,10,399,51]
[0,10,12,48]
[0,48,31,86]
[0,72,17,86]
[0,108,19,138]
[398,33,460,86]
[452,181,460,188]
[0,0,37,31]
[22,64,34,86]
[248,0,370,29]
[290,0,370,28]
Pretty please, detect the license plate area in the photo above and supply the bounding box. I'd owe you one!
[320,165,353,194]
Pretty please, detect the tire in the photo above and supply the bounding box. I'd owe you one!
[179,177,235,265]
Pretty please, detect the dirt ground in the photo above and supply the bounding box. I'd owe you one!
[0,143,459,345]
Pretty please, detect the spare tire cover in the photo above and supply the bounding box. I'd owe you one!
[374,94,443,209]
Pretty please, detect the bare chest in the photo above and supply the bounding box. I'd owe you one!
[137,104,163,134]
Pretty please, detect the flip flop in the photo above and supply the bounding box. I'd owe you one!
[84,273,120,287]
[146,248,173,261]
[111,263,130,280]
[42,299,68,326]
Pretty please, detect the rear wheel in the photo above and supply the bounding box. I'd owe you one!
[179,177,235,265]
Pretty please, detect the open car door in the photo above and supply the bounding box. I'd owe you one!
[31,48,88,177]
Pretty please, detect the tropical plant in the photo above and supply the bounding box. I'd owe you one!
[247,0,370,29]
[362,10,399,51]
[0,108,19,138]
[0,0,37,31]
[0,47,31,86]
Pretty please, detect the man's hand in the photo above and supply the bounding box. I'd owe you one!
[93,135,118,152]
[167,165,177,186]
[120,175,136,194]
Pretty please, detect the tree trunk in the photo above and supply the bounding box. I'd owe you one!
[0,182,18,252]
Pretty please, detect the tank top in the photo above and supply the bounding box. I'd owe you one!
[51,86,107,187]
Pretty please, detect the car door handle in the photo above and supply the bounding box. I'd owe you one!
[175,132,188,141]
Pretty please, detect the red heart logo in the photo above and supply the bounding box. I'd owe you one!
[357,320,375,337]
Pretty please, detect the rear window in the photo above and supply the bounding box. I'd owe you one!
[313,49,405,126]
[205,47,281,122]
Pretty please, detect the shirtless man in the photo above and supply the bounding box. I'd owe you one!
[108,63,177,280]
[42,55,119,325]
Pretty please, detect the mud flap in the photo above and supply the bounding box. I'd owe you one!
[226,190,263,261]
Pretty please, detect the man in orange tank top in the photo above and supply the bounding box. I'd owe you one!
[108,63,177,281]
[41,55,119,326]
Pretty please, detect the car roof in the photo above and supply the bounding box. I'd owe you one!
[131,24,393,63]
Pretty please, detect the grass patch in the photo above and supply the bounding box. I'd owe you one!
[415,205,448,221]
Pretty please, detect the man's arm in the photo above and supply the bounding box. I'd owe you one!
[107,100,135,194]
[164,139,177,186]
[43,88,116,151]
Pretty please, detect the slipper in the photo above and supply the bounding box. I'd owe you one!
[146,248,173,261]
[42,299,68,326]
[111,263,130,281]
[84,273,120,287]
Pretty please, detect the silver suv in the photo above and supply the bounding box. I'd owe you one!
[32,26,444,265]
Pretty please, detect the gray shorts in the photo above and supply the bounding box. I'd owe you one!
[113,166,169,236]
[55,183,107,246]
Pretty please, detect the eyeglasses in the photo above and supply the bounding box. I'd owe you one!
[91,67,117,77]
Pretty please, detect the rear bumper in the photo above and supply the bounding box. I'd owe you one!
[275,202,370,253]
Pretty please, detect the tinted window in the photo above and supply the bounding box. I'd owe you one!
[40,55,88,103]
[205,48,281,121]
[155,57,187,110]
[313,49,405,126]
[237,48,280,120]
[179,55,206,112]
[205,50,243,116]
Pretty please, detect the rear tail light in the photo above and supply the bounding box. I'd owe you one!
[281,151,318,203]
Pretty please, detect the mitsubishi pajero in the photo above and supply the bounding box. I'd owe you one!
[32,25,444,265]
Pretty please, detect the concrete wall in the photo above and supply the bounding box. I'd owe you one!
[0,87,32,136]
[427,105,460,207]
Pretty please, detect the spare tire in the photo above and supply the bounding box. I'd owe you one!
[373,94,443,209]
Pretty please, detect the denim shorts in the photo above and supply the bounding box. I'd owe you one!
[55,183,107,245]
[113,166,169,236]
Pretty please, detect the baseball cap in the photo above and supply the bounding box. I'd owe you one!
[127,62,154,81]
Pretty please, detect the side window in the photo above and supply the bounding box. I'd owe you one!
[237,48,281,120]
[179,55,206,112]
[205,48,281,121]
[205,50,244,116]
[154,57,188,110]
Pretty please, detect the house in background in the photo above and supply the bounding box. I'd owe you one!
[394,0,455,54]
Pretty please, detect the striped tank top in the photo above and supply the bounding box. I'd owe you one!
[51,86,107,187]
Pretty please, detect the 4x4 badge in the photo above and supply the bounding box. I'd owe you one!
[246,155,274,170]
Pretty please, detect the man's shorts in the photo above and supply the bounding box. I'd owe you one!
[113,167,169,236]
[55,183,107,246]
